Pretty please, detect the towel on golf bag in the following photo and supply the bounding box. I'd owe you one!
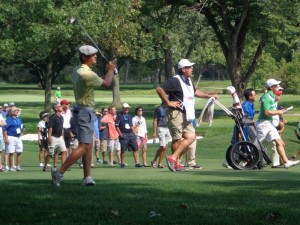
[197,97,215,127]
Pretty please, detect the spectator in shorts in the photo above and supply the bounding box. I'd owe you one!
[37,111,52,171]
[115,103,142,168]
[101,106,121,166]
[3,106,25,171]
[151,102,171,168]
[51,45,115,187]
[0,112,6,172]
[48,103,67,169]
[156,59,218,172]
[61,99,72,156]
[97,108,108,164]
[132,106,149,167]
[92,111,101,166]
[256,79,299,168]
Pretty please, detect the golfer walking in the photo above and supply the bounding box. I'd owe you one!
[156,59,218,172]
[51,45,115,187]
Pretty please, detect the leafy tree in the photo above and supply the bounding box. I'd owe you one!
[0,0,142,110]
[194,0,300,96]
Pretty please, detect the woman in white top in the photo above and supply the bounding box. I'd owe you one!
[132,106,148,167]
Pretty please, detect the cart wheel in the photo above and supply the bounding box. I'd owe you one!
[225,145,235,168]
[227,141,260,170]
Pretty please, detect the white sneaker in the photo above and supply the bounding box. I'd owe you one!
[284,160,300,168]
[82,176,96,186]
[16,166,24,171]
[39,163,44,167]
[47,164,52,167]
[5,166,9,171]
[222,160,232,169]
[9,167,16,172]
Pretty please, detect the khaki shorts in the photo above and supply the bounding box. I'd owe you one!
[94,138,100,151]
[167,109,195,140]
[256,120,280,143]
[100,139,107,152]
[107,139,120,151]
[48,136,67,157]
[157,127,172,146]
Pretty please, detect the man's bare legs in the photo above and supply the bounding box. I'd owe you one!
[60,142,92,177]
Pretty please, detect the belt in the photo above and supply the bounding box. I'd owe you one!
[8,135,20,138]
[52,135,62,138]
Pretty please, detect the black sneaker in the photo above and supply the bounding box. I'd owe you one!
[135,163,144,168]
[271,165,284,169]
[103,160,108,164]
[120,163,126,168]
[188,164,203,170]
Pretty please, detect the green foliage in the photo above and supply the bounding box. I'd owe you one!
[249,51,278,90]
[275,53,300,94]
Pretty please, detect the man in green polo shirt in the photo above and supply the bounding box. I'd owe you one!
[256,79,299,168]
[51,45,115,187]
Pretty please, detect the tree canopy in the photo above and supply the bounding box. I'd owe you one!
[1,0,300,101]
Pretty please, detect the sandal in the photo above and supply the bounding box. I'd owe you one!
[151,161,156,168]
[158,165,165,168]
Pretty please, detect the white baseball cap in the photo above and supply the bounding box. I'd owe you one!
[79,45,98,56]
[265,79,281,88]
[122,103,130,108]
[178,59,195,69]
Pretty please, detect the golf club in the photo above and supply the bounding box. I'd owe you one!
[70,17,118,74]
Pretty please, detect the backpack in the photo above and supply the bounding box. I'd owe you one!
[295,121,300,140]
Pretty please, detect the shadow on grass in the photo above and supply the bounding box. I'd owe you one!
[1,170,300,225]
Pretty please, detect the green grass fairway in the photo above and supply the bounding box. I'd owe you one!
[1,84,300,225]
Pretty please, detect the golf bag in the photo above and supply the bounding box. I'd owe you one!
[225,108,272,170]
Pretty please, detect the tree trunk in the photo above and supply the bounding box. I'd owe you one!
[164,48,174,80]
[124,59,129,84]
[44,55,54,113]
[111,75,122,107]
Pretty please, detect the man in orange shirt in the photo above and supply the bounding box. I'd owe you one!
[101,106,121,165]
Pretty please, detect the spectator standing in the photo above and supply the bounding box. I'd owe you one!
[101,106,121,165]
[48,103,67,169]
[3,106,24,171]
[2,103,9,117]
[93,111,101,166]
[115,103,142,168]
[156,59,218,172]
[0,112,6,171]
[132,106,149,166]
[151,102,171,168]
[54,87,62,103]
[98,108,108,164]
[61,99,72,156]
[51,45,115,187]
[37,111,51,171]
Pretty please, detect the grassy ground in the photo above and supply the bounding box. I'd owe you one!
[1,83,300,225]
